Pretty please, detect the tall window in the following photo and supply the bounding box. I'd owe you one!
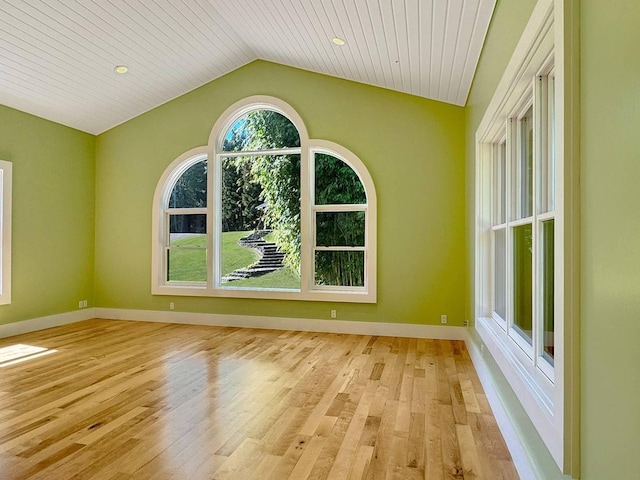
[490,72,556,376]
[475,0,566,468]
[0,160,12,305]
[152,96,376,302]
[220,109,302,290]
[165,156,207,284]
[313,151,367,289]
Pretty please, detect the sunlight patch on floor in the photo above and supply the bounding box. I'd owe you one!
[0,344,57,367]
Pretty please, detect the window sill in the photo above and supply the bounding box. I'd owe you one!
[475,316,562,464]
[152,284,376,303]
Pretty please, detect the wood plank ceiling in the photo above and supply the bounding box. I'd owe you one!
[0,0,496,135]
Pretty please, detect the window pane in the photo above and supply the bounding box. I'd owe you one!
[169,214,206,247]
[223,110,300,151]
[513,223,533,344]
[494,228,506,320]
[316,211,365,247]
[315,251,364,287]
[221,154,301,290]
[169,159,207,208]
[493,143,507,225]
[542,219,555,363]
[315,153,366,205]
[221,157,263,233]
[167,248,206,282]
[519,107,533,218]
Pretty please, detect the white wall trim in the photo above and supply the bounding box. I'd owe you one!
[0,308,96,339]
[0,306,468,342]
[93,308,467,340]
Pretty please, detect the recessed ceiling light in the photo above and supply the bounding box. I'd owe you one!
[114,65,129,74]
[332,37,346,46]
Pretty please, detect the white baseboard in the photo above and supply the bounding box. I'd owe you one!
[93,307,468,340]
[0,308,96,339]
[0,306,468,340]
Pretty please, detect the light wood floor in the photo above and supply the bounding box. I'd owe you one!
[0,319,518,479]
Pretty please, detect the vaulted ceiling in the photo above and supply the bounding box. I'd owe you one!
[0,0,496,134]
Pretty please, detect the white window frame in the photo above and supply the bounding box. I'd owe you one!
[152,96,377,303]
[474,0,567,469]
[309,142,372,293]
[0,160,12,305]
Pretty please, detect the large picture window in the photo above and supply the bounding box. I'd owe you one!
[152,96,376,302]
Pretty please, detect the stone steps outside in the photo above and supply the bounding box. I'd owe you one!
[222,230,286,283]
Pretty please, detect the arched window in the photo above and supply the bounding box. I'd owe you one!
[164,155,207,284]
[152,96,376,302]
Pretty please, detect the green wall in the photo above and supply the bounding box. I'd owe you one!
[95,61,466,326]
[0,105,95,324]
[580,1,640,478]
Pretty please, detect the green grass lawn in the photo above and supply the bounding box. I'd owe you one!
[169,231,300,289]
[221,231,259,275]
[168,235,207,282]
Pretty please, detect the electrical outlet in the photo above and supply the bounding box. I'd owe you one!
[79,300,87,309]
[440,314,447,324]
[463,320,469,327]
[169,302,175,311]
[78,300,83,309]
[331,309,337,319]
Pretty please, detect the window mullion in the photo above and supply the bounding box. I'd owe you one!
[313,204,367,212]
[220,147,301,158]
[506,118,516,339]
[533,77,543,367]
[207,149,215,290]
[531,81,545,367]
[300,141,311,294]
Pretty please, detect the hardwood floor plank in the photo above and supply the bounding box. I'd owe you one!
[457,423,484,479]
[267,434,312,480]
[0,320,519,479]
[287,435,327,480]
[76,406,148,446]
[347,445,374,479]
[325,380,378,480]
[406,412,425,469]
